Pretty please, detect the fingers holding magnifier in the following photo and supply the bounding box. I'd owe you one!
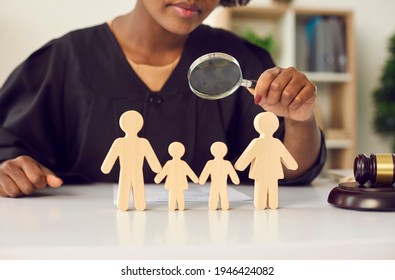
[253,67,316,121]
[254,67,281,105]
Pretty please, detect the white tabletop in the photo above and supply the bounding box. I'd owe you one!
[1,178,395,260]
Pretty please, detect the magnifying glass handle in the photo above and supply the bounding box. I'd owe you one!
[240,79,257,89]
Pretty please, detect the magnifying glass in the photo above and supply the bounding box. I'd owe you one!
[187,52,257,100]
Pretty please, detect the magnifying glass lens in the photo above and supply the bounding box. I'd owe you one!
[188,52,256,100]
[189,57,241,98]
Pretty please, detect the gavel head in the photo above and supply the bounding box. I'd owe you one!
[354,153,395,186]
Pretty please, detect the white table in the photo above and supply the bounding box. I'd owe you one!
[1,178,395,260]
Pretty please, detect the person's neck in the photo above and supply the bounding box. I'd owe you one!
[112,11,188,66]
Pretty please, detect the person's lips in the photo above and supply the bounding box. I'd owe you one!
[169,2,201,18]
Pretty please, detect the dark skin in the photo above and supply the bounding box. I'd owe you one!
[0,0,321,197]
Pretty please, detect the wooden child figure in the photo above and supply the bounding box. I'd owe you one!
[101,110,162,211]
[199,142,240,210]
[154,142,199,211]
[235,112,298,210]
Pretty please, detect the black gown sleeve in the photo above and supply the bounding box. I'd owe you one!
[0,40,66,171]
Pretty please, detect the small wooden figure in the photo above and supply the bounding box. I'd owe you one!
[101,110,162,211]
[199,142,240,210]
[235,112,298,210]
[154,142,199,211]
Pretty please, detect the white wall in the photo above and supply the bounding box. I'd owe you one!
[0,0,135,82]
[1,0,395,155]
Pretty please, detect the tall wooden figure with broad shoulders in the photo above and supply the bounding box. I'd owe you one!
[154,142,199,211]
[199,142,240,210]
[101,110,162,211]
[235,112,298,210]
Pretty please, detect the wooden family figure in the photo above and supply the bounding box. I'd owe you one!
[101,110,298,211]
[200,141,240,210]
[101,110,161,211]
[235,112,298,210]
[154,142,199,211]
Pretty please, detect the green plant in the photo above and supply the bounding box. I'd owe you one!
[373,32,395,151]
[243,30,276,55]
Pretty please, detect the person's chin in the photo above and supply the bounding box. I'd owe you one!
[164,21,201,36]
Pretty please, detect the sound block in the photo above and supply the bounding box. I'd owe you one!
[328,182,395,211]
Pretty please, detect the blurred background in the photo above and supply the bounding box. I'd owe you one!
[1,0,394,172]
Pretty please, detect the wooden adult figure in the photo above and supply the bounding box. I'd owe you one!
[235,112,298,210]
[154,142,199,211]
[199,142,240,210]
[101,110,161,211]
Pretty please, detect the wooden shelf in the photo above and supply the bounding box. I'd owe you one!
[230,6,288,19]
[305,72,353,83]
[326,139,353,149]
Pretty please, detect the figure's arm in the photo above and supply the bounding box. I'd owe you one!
[234,140,256,171]
[249,67,322,178]
[186,164,199,184]
[100,140,120,174]
[154,164,167,184]
[279,143,298,171]
[143,140,162,173]
[226,162,240,185]
[198,162,211,185]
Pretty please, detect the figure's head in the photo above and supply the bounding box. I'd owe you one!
[119,110,144,135]
[210,141,228,159]
[168,142,185,159]
[253,112,279,137]
[136,0,250,36]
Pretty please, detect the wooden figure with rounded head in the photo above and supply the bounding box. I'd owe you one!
[101,110,162,211]
[154,142,199,211]
[199,142,240,210]
[235,112,298,210]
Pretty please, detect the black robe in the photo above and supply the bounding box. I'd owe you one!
[0,23,326,184]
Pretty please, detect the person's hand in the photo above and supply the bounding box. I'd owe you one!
[250,67,317,122]
[0,156,63,197]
